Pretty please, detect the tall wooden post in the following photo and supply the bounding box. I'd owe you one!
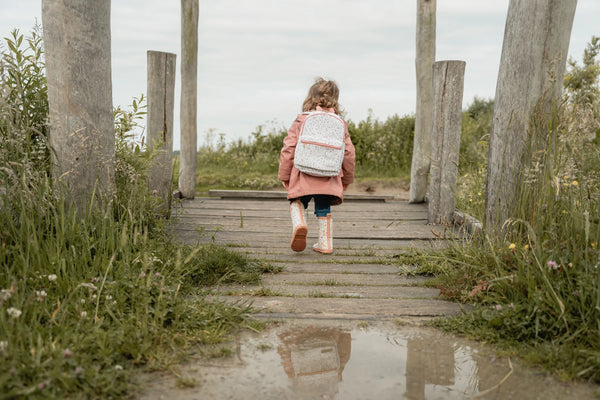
[409,0,436,203]
[42,0,114,214]
[428,61,466,225]
[485,0,577,234]
[179,0,199,199]
[147,51,176,215]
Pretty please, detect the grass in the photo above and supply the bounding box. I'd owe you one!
[403,94,600,382]
[0,28,272,399]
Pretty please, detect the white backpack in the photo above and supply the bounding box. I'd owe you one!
[293,111,346,177]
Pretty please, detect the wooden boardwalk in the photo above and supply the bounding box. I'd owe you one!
[171,191,464,321]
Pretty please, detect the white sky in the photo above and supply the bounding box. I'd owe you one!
[1,1,598,150]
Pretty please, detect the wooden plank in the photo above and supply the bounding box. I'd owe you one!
[174,208,428,220]
[208,189,396,202]
[175,198,427,212]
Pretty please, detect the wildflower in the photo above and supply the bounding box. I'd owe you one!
[80,299,86,304]
[115,365,123,371]
[35,290,47,301]
[80,311,87,318]
[508,302,514,309]
[0,341,7,353]
[495,304,502,311]
[64,348,72,358]
[38,381,48,390]
[75,367,83,374]
[152,189,158,195]
[139,272,146,278]
[155,272,160,278]
[106,295,113,301]
[7,307,22,319]
[508,243,516,250]
[47,274,57,282]
[547,260,559,270]
[572,180,578,186]
[0,289,11,301]
[523,244,529,250]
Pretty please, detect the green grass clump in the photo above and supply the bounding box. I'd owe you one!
[0,28,266,398]
[409,92,600,381]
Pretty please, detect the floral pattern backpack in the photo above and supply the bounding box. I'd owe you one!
[293,111,345,177]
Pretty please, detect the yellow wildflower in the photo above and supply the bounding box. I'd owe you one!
[508,243,516,250]
[572,180,578,186]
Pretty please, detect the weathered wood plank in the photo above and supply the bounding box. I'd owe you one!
[208,189,396,202]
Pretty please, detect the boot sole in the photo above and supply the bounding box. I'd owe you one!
[290,225,307,252]
[313,247,333,254]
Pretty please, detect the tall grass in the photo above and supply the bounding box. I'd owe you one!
[0,28,273,398]
[411,62,600,381]
[184,112,416,193]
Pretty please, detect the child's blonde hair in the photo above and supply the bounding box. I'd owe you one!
[302,78,340,114]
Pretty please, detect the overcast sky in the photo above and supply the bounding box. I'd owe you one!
[1,1,598,150]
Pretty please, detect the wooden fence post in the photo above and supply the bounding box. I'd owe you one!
[178,0,199,199]
[42,0,114,214]
[409,0,436,203]
[428,61,466,224]
[485,0,577,234]
[147,51,176,215]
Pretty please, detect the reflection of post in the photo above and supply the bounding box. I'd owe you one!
[405,337,454,399]
[277,327,351,397]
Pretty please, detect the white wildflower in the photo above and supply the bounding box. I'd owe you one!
[35,290,47,301]
[80,311,87,318]
[47,274,58,282]
[7,307,22,319]
[0,289,11,301]
[105,295,113,301]
[80,299,86,304]
[0,341,7,352]
[115,365,123,371]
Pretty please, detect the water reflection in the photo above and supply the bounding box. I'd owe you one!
[274,324,480,399]
[277,327,351,398]
[139,321,598,400]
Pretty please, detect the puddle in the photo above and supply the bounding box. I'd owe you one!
[138,320,599,400]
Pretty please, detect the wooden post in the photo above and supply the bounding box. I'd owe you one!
[42,0,114,214]
[485,0,577,234]
[409,0,436,204]
[428,61,466,225]
[147,51,176,215]
[179,0,199,199]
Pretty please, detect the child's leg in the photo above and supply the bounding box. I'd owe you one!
[289,198,308,252]
[313,196,333,254]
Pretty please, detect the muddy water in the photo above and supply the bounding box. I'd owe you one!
[138,320,599,400]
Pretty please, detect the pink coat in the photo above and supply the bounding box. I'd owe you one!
[278,108,355,206]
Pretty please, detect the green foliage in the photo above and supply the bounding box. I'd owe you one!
[564,36,600,107]
[0,26,268,398]
[0,27,48,174]
[187,113,415,193]
[347,111,415,177]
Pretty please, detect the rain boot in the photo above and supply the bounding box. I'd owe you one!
[289,199,308,251]
[313,213,333,254]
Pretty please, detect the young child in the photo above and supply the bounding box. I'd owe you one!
[278,78,356,254]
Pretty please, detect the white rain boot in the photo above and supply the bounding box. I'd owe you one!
[313,213,333,254]
[289,200,308,252]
